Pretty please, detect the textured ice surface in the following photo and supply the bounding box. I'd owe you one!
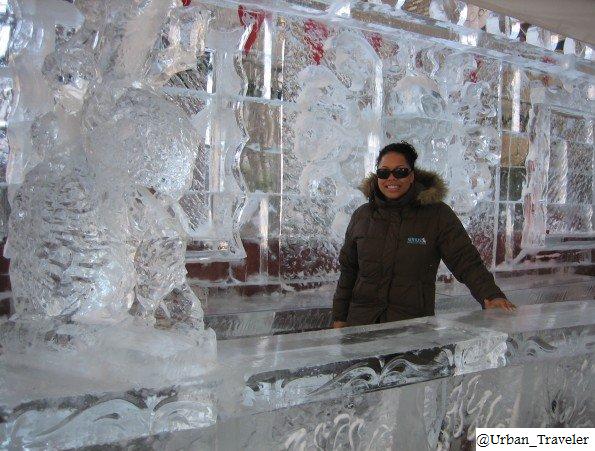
[148,6,211,84]
[5,151,135,320]
[29,112,60,158]
[84,87,199,199]
[41,27,99,113]
[130,192,188,315]
[282,27,381,251]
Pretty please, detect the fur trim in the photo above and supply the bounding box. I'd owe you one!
[359,169,447,205]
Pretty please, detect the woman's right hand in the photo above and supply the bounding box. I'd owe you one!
[332,321,348,329]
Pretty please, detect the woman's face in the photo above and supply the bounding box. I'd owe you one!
[377,152,414,200]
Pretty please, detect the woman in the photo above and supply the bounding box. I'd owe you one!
[333,142,515,328]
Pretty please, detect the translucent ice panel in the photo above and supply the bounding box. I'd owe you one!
[240,149,281,194]
[429,0,467,26]
[551,112,593,144]
[183,193,246,261]
[466,202,497,266]
[281,235,341,282]
[546,204,593,234]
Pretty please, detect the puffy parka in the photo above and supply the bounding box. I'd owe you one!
[332,169,506,326]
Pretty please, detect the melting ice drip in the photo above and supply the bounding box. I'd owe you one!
[1,0,216,388]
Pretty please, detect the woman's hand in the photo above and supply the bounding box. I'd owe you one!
[484,298,516,312]
[332,321,348,329]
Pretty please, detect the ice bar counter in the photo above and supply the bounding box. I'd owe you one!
[1,301,593,449]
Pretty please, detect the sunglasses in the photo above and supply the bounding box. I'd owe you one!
[376,167,412,179]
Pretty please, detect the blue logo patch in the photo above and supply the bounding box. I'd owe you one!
[407,236,427,245]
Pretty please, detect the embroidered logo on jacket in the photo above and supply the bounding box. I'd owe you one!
[407,236,427,245]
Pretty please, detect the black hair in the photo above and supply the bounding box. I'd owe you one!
[376,142,418,169]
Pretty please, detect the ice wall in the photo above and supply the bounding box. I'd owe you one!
[157,0,593,295]
[0,1,593,301]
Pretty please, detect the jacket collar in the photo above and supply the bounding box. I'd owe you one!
[359,168,447,206]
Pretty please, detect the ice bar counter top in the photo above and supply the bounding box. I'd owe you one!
[1,300,593,449]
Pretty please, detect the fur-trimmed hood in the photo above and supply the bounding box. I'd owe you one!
[358,169,447,205]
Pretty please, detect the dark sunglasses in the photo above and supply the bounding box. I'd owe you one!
[376,167,412,179]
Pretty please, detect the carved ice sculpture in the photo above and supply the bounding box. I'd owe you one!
[7,152,134,319]
[4,0,215,338]
[291,29,382,241]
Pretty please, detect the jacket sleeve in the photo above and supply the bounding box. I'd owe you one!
[436,203,506,307]
[332,210,360,321]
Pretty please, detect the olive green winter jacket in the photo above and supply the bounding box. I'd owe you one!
[332,169,506,326]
